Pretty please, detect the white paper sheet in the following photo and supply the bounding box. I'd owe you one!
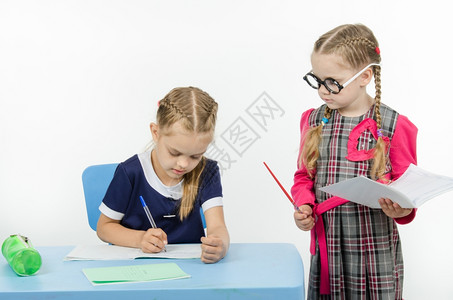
[319,164,453,208]
[64,244,202,261]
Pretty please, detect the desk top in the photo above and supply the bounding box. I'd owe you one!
[0,243,304,300]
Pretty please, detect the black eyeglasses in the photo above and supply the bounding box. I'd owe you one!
[303,63,380,94]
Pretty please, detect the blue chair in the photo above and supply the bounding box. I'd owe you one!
[81,163,207,231]
[82,163,119,231]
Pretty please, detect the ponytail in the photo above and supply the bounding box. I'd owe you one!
[299,106,332,177]
[178,157,206,221]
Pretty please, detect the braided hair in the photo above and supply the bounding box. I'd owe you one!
[157,87,218,220]
[300,24,385,180]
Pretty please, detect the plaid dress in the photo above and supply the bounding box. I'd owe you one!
[295,103,417,300]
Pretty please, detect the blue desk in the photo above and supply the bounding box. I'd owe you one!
[0,243,304,300]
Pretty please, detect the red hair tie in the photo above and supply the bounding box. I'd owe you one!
[375,47,381,55]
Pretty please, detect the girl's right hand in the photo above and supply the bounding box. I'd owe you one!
[294,204,315,231]
[140,228,168,253]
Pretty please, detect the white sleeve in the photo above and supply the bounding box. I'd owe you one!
[201,196,223,213]
[99,202,125,220]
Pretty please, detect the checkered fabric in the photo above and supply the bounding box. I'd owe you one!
[307,103,404,300]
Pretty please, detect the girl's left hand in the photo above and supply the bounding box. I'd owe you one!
[200,236,226,264]
[378,198,413,218]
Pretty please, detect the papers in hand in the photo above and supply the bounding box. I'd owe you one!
[319,164,453,208]
[65,244,201,261]
[82,262,190,286]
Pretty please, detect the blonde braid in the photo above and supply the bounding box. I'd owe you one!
[336,37,378,69]
[338,36,387,180]
[370,66,387,180]
[159,97,187,119]
[299,106,332,177]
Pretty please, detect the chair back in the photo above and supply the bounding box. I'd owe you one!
[82,163,118,231]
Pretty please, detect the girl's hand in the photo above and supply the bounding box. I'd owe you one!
[378,198,413,219]
[294,204,315,231]
[140,228,168,253]
[200,236,226,264]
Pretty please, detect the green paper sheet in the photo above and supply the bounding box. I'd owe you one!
[82,262,190,285]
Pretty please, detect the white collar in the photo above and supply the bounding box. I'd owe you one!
[137,151,183,200]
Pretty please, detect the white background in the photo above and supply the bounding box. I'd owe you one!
[1,1,452,298]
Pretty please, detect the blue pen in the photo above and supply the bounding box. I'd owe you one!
[139,195,166,252]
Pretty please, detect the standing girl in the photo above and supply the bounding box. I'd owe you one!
[97,86,229,264]
[291,24,417,299]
